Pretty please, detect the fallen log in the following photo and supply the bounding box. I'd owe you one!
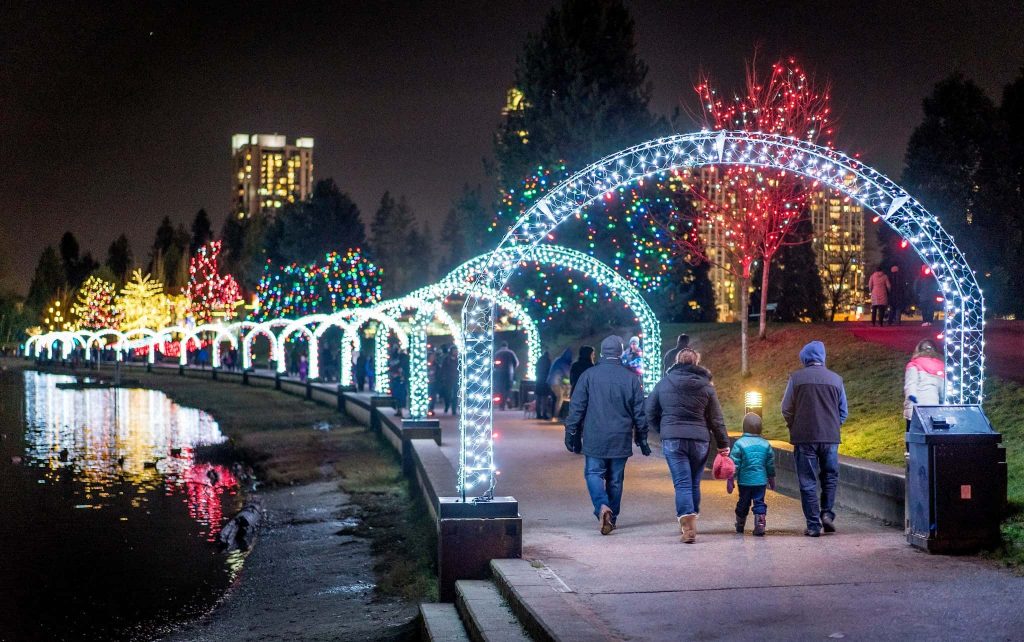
[219,503,263,551]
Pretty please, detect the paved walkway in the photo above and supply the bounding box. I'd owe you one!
[395,405,1023,640]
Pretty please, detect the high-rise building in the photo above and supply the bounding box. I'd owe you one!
[678,168,865,320]
[231,134,314,218]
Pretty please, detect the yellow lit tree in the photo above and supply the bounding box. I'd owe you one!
[70,276,121,330]
[118,269,170,331]
[41,296,71,332]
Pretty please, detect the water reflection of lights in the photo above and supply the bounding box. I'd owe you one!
[22,371,238,539]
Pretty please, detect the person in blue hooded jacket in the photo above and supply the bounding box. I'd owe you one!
[781,340,848,537]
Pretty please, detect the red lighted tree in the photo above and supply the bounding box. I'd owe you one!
[186,241,242,324]
[666,56,833,373]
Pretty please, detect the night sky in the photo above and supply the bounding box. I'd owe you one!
[2,1,1022,292]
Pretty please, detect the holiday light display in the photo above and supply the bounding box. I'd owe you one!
[186,241,242,324]
[374,296,464,418]
[407,281,541,380]
[457,131,985,498]
[118,270,171,332]
[253,249,383,320]
[444,245,661,392]
[28,132,985,503]
[69,276,121,331]
[194,323,238,369]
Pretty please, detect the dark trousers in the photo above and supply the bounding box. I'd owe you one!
[871,305,887,325]
[887,305,903,326]
[735,484,768,519]
[920,300,935,324]
[584,456,627,522]
[794,443,839,530]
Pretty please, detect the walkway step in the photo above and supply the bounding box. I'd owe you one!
[420,602,471,642]
[455,579,532,642]
[491,559,611,642]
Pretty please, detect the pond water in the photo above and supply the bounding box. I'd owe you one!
[0,369,243,640]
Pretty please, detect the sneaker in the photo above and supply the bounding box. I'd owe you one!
[822,514,836,533]
[599,506,614,536]
[804,528,821,537]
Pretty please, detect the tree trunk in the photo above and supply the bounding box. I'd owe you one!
[758,259,770,339]
[739,274,750,376]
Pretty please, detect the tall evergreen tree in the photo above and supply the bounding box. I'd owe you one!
[265,178,367,267]
[106,234,133,283]
[494,0,657,191]
[26,246,67,313]
[189,209,213,254]
[439,184,490,274]
[370,192,417,296]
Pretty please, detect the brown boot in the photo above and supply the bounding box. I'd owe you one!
[680,513,697,543]
[599,505,614,535]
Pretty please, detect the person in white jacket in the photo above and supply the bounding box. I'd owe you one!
[904,339,945,429]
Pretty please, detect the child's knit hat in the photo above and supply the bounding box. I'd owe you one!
[742,413,763,434]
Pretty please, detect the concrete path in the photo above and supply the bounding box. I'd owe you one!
[397,405,1024,640]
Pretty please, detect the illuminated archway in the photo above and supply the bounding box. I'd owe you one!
[445,244,661,392]
[194,323,239,369]
[157,326,203,366]
[311,309,409,392]
[241,322,282,370]
[458,131,985,497]
[118,328,161,364]
[375,296,464,418]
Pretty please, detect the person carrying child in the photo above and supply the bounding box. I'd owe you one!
[728,413,776,537]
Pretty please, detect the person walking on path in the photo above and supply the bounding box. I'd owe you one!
[915,267,941,326]
[621,336,643,377]
[887,265,908,326]
[869,266,890,326]
[564,336,647,535]
[355,352,367,391]
[729,413,776,536]
[547,348,573,421]
[441,345,460,415]
[493,341,519,410]
[535,350,552,420]
[781,340,848,537]
[662,333,690,374]
[645,348,729,543]
[904,339,945,430]
[388,346,406,418]
[569,345,595,397]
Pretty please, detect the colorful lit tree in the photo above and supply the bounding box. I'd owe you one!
[186,241,242,324]
[660,55,833,372]
[254,248,383,320]
[118,269,170,331]
[70,275,121,330]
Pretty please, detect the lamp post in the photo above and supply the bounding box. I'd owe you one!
[744,391,763,417]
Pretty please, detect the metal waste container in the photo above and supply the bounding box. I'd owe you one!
[906,405,1006,553]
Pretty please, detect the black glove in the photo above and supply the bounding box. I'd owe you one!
[637,438,651,456]
[565,429,582,453]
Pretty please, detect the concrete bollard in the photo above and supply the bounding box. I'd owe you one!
[274,371,281,390]
[437,497,522,603]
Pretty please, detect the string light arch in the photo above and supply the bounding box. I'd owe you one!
[445,245,661,392]
[459,131,985,498]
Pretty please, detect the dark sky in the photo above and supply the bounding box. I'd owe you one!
[2,1,1022,293]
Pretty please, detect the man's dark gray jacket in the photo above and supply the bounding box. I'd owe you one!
[781,364,848,444]
[565,357,646,459]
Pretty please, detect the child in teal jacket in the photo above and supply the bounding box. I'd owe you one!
[729,413,776,536]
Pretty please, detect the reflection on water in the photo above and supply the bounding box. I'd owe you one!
[0,370,243,640]
[21,371,237,540]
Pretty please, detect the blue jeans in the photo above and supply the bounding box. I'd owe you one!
[794,443,840,530]
[736,484,767,519]
[584,456,627,522]
[662,438,709,517]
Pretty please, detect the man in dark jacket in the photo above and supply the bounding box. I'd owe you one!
[661,333,690,374]
[569,345,595,397]
[493,341,519,410]
[534,350,552,420]
[781,340,848,537]
[564,336,647,535]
